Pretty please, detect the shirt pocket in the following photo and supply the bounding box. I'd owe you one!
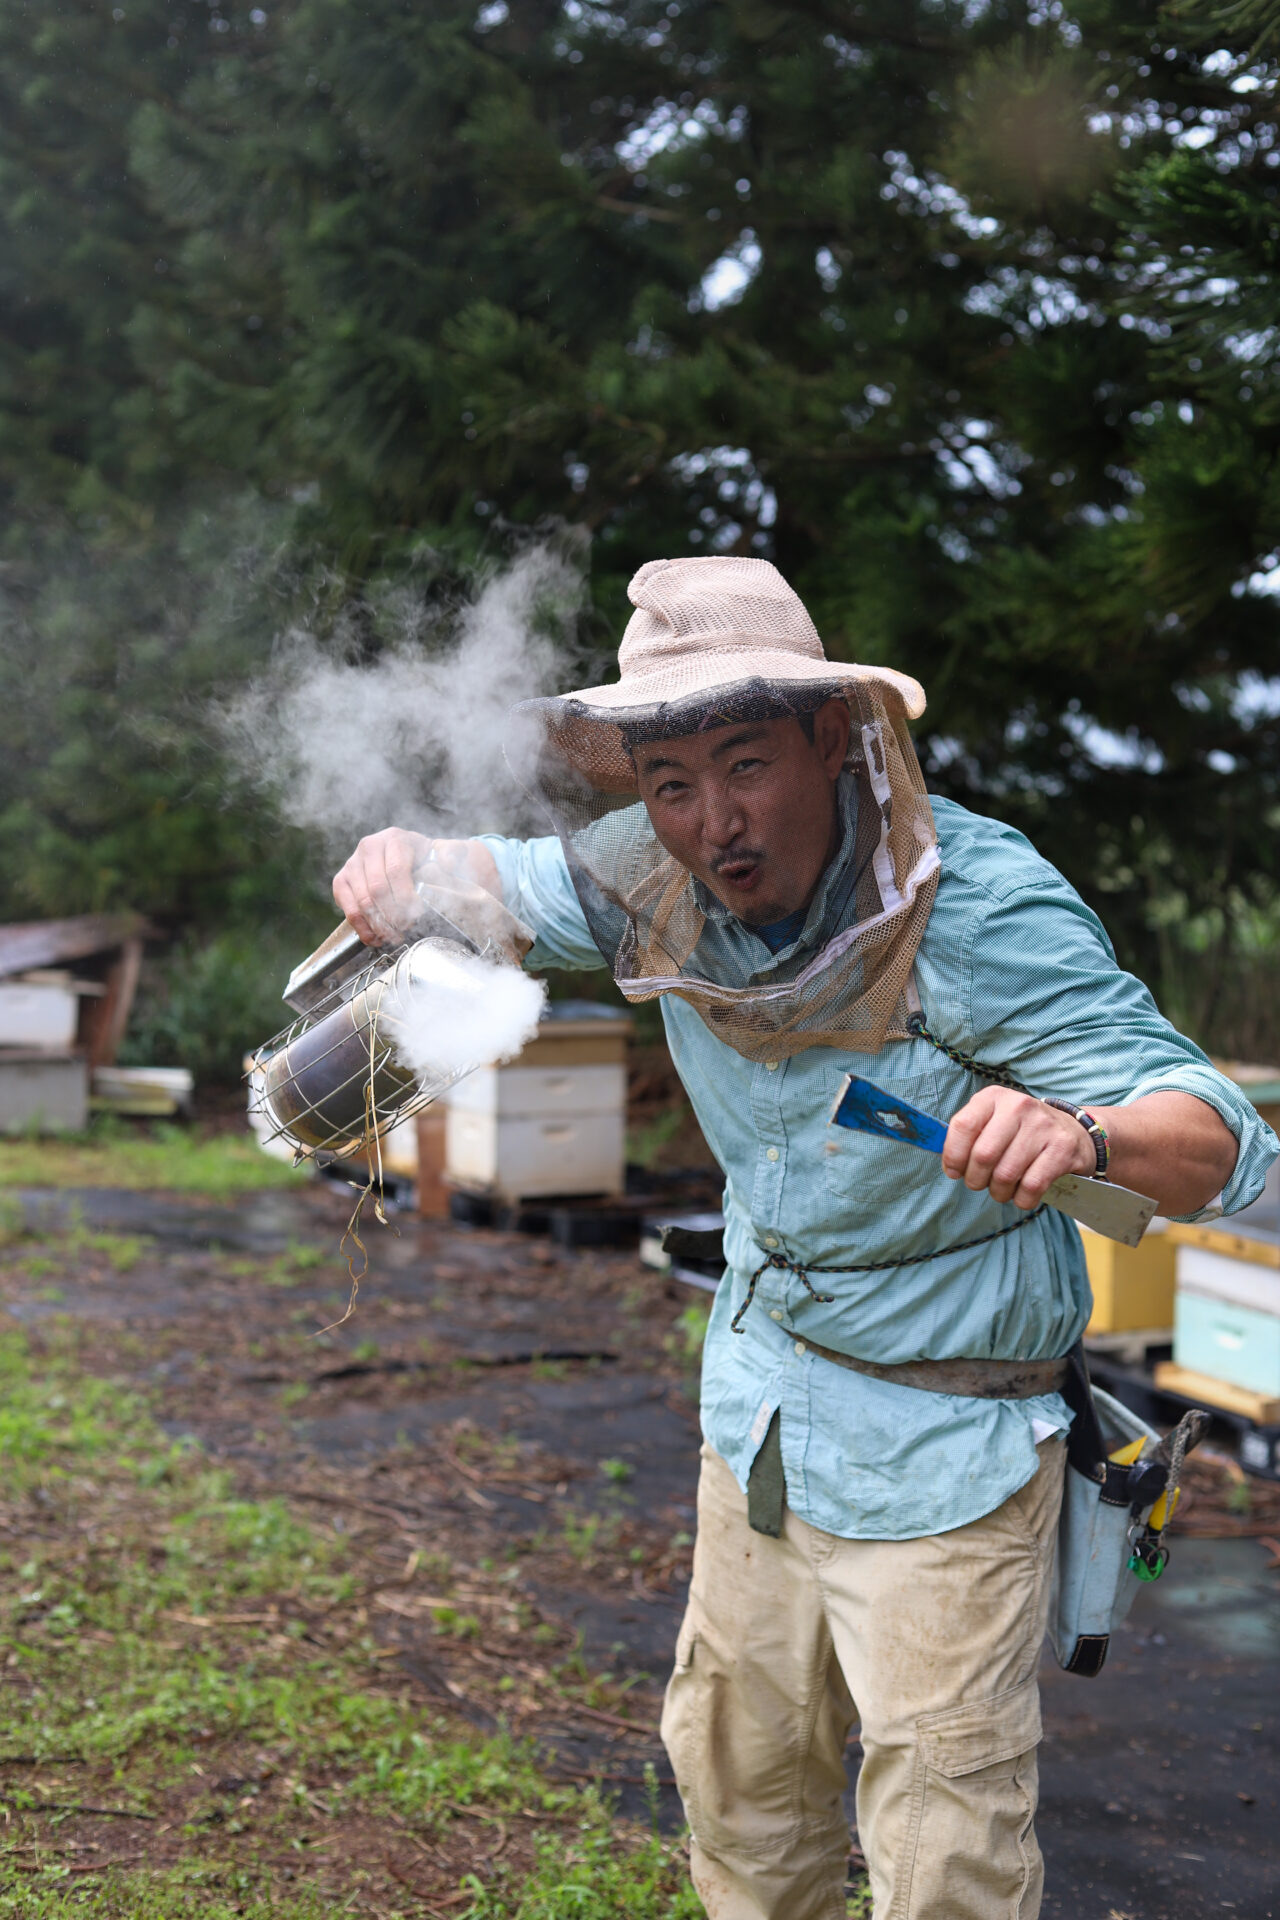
[819,1065,949,1214]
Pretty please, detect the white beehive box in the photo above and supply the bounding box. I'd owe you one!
[0,971,86,1049]
[444,1003,631,1201]
[0,1050,89,1133]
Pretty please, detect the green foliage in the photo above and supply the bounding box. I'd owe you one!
[118,929,312,1083]
[0,1871,335,1920]
[0,1323,707,1913]
[0,1330,131,1478]
[462,1818,705,1918]
[669,1303,710,1363]
[0,0,1277,1047]
[0,1117,309,1193]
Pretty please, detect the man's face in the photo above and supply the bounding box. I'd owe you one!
[632,699,852,926]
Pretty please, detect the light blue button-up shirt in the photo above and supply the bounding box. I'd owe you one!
[481,798,1277,1540]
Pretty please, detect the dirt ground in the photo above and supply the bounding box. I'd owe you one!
[1,1173,1278,1917]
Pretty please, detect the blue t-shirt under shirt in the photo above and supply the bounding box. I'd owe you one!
[753,906,809,953]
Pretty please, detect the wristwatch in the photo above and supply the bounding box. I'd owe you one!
[1043,1097,1110,1178]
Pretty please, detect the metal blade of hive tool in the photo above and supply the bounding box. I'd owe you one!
[1040,1172,1158,1248]
[828,1074,1157,1247]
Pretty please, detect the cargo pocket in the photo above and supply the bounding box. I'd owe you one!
[660,1600,801,1861]
[660,1607,705,1837]
[895,1675,1044,1919]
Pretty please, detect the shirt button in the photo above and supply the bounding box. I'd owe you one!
[769,1309,783,1322]
[794,1341,807,1357]
[766,1146,779,1162]
[764,1235,779,1250]
[765,1060,779,1072]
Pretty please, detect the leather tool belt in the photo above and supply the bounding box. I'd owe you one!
[797,1340,1069,1400]
[745,1345,1070,1537]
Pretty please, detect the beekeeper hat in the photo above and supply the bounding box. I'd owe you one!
[533,555,926,793]
[508,555,939,1063]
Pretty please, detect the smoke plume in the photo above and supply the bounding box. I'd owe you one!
[221,542,585,860]
[386,945,548,1090]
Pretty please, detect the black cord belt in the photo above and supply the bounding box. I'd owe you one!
[732,1208,1046,1335]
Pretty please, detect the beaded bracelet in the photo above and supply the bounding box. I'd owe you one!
[1043,1097,1110,1177]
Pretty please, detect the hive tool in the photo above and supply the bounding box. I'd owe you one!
[829,1075,1159,1246]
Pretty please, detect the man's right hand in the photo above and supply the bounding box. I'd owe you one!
[332,831,504,946]
[332,828,435,945]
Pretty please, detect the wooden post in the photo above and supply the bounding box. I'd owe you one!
[415,1106,450,1218]
[80,936,144,1069]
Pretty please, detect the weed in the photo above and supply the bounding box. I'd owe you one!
[0,1121,309,1196]
[431,1606,482,1641]
[627,1105,685,1171]
[666,1303,710,1365]
[0,1197,31,1247]
[285,1239,326,1271]
[0,1865,335,1918]
[599,1457,634,1484]
[559,1509,622,1567]
[72,1227,148,1271]
[0,1326,704,1914]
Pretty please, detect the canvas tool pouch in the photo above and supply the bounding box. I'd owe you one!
[743,1326,1167,1679]
[1050,1348,1167,1677]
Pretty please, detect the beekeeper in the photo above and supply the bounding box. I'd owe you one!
[333,557,1276,1920]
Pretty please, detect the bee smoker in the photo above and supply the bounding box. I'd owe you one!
[249,866,534,1160]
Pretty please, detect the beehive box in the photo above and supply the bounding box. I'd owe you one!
[0,973,82,1050]
[0,1049,88,1133]
[1164,1215,1280,1404]
[444,1002,631,1201]
[1082,1219,1176,1335]
[1083,1059,1280,1337]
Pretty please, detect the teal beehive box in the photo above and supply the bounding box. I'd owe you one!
[1173,1239,1280,1397]
[1174,1289,1280,1397]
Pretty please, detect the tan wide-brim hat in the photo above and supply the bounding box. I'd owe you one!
[515,555,926,795]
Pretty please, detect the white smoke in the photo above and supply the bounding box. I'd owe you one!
[386,944,548,1088]
[221,542,584,857]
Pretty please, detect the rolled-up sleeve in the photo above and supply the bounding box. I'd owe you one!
[963,877,1278,1221]
[477,834,607,973]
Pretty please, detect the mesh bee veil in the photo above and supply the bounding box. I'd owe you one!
[509,557,940,1062]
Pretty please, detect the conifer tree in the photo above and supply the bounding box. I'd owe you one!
[0,0,1275,1044]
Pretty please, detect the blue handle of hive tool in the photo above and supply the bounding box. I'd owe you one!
[829,1075,950,1153]
[827,1072,1159,1248]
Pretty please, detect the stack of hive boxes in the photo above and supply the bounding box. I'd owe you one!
[1082,1062,1280,1369]
[0,913,151,1133]
[443,1001,632,1202]
[1156,1063,1280,1438]
[1159,1214,1280,1430]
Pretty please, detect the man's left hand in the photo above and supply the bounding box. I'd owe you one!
[942,1087,1094,1209]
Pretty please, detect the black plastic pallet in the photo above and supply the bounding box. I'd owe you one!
[447,1188,646,1249]
[1086,1346,1280,1482]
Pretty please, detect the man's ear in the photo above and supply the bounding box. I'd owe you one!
[813,698,851,778]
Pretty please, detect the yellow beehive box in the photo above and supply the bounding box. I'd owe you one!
[1082,1219,1175,1335]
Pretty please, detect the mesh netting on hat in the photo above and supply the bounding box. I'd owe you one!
[511,672,939,1062]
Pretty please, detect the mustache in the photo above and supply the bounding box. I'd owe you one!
[709,846,766,874]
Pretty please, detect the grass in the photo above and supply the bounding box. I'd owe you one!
[0,1323,704,1916]
[0,1117,309,1196]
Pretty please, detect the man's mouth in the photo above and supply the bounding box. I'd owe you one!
[711,853,764,890]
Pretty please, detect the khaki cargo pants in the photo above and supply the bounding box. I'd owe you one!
[660,1438,1065,1920]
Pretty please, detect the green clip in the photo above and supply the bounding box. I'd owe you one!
[1127,1536,1168,1582]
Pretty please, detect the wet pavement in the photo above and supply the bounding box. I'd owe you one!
[3,1182,1278,1915]
[1039,1541,1278,1918]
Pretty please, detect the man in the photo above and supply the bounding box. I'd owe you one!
[334,556,1275,1920]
